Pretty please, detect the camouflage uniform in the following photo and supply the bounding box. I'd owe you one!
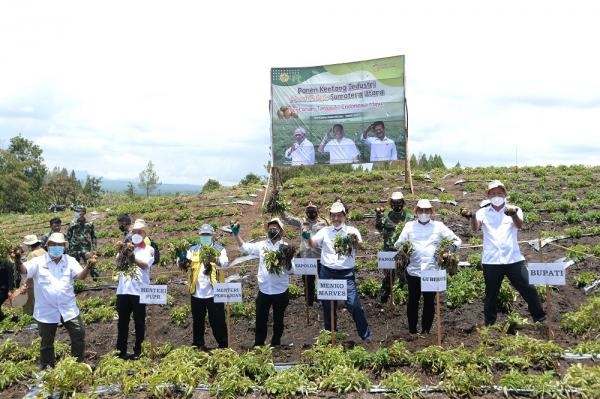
[67,218,98,278]
[376,207,412,303]
[281,208,328,306]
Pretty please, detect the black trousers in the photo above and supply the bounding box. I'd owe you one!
[482,261,545,325]
[254,290,289,346]
[190,296,228,348]
[406,273,435,334]
[116,294,146,356]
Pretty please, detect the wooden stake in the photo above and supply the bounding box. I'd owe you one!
[436,292,442,346]
[330,301,336,346]
[388,270,394,308]
[148,304,156,358]
[305,276,310,325]
[546,286,554,340]
[226,303,231,348]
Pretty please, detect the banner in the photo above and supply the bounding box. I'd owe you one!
[271,55,405,166]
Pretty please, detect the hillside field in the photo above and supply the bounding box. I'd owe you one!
[1,164,600,398]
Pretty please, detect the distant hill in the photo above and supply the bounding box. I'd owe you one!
[100,179,201,194]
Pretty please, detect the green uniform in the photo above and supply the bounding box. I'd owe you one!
[375,209,412,302]
[67,219,98,278]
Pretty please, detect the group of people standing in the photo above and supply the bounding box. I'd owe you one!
[284,121,398,165]
[1,178,546,370]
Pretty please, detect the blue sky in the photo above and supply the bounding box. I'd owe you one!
[1,0,599,185]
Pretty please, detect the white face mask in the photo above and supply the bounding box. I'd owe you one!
[417,213,431,223]
[490,196,505,207]
[131,234,144,245]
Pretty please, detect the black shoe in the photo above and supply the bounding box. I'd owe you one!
[534,315,547,323]
[129,353,141,360]
[118,352,129,360]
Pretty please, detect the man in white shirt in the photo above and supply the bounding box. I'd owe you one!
[305,200,373,342]
[284,127,315,165]
[361,121,398,162]
[462,180,545,326]
[18,232,94,369]
[232,217,293,347]
[318,124,360,164]
[115,219,155,360]
[179,224,229,349]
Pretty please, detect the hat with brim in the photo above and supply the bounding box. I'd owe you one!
[266,217,284,231]
[132,219,147,230]
[330,201,346,214]
[487,180,506,195]
[47,232,66,244]
[306,201,317,209]
[390,191,404,201]
[199,224,215,235]
[23,234,40,246]
[415,199,433,209]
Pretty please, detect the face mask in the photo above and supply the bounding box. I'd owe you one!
[267,229,279,240]
[306,210,317,220]
[48,245,64,258]
[74,213,81,220]
[119,225,128,232]
[199,236,212,246]
[391,204,403,212]
[490,196,505,207]
[417,213,431,223]
[131,234,144,245]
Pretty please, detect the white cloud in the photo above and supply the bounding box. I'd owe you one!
[1,0,599,184]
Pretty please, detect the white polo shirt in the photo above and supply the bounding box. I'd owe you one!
[312,224,362,270]
[285,138,315,165]
[240,239,291,295]
[323,138,360,164]
[476,205,525,264]
[24,253,83,323]
[117,244,155,296]
[362,136,397,161]
[394,220,462,277]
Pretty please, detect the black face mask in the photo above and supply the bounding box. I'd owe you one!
[306,210,317,220]
[391,201,404,212]
[119,225,128,232]
[267,229,280,239]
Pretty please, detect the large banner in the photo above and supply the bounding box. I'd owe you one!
[271,55,405,167]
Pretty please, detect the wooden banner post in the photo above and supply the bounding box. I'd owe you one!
[378,251,397,308]
[214,282,243,348]
[139,284,168,358]
[435,292,442,346]
[293,258,318,326]
[421,269,447,346]
[317,279,347,346]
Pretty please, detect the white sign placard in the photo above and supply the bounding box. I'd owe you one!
[421,270,447,292]
[140,284,168,304]
[292,258,318,275]
[378,251,397,270]
[214,283,243,303]
[528,262,566,286]
[317,279,347,300]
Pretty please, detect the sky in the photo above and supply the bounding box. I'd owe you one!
[1,1,599,186]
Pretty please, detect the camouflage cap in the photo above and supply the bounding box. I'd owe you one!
[73,205,86,213]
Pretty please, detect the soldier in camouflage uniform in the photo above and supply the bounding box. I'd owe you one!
[375,191,412,303]
[66,206,98,280]
[281,201,329,306]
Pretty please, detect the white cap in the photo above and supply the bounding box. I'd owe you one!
[47,232,67,244]
[23,234,40,246]
[416,199,433,209]
[267,217,284,231]
[390,191,404,200]
[487,180,506,194]
[199,224,215,235]
[330,200,346,214]
[132,219,147,230]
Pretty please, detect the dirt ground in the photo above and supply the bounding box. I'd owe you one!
[2,171,599,398]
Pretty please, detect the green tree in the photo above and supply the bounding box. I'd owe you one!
[202,179,221,193]
[43,174,80,205]
[239,173,262,186]
[125,182,136,197]
[138,161,161,197]
[8,135,47,191]
[0,150,31,213]
[410,154,418,170]
[82,176,103,205]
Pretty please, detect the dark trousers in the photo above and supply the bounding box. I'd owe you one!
[255,290,289,346]
[482,261,545,325]
[116,294,146,356]
[319,267,371,340]
[38,315,86,369]
[191,296,228,348]
[406,273,435,334]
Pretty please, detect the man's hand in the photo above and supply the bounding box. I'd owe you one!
[375,207,385,218]
[230,221,240,236]
[460,208,472,219]
[504,205,518,216]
